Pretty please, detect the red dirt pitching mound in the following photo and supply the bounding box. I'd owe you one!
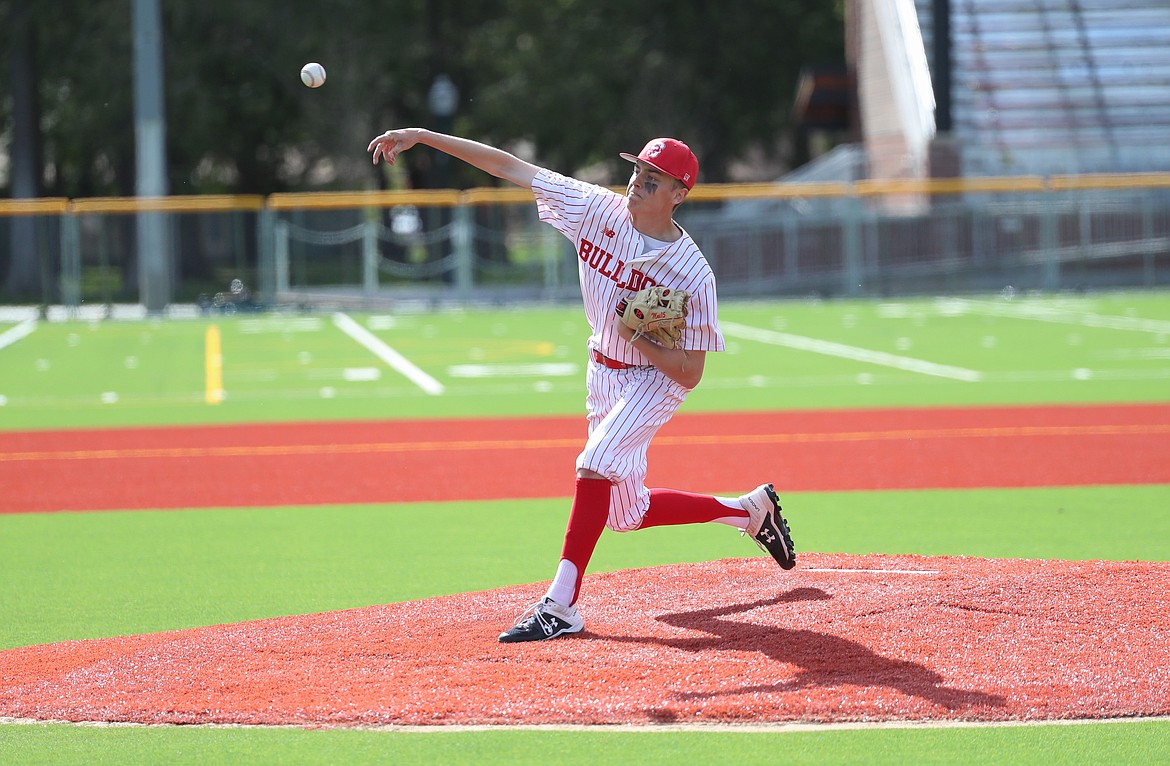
[1,554,1168,728]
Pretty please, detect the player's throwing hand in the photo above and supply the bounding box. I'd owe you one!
[367,129,421,165]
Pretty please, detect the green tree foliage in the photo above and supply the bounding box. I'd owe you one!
[459,0,845,184]
[6,0,137,198]
[2,0,844,197]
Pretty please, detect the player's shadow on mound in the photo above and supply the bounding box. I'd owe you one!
[591,587,1005,713]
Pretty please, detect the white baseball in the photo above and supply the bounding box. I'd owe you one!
[300,62,326,88]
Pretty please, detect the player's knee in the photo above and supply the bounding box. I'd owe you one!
[604,499,649,533]
[575,461,628,485]
[605,515,642,533]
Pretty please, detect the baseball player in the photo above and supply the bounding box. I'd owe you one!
[368,129,795,643]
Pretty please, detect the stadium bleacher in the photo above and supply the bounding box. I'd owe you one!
[917,0,1170,176]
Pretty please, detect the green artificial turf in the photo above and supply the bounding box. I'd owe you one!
[2,290,1169,765]
[0,716,1166,766]
[2,291,1169,429]
[3,485,1167,650]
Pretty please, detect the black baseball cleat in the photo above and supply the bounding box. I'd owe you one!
[739,483,796,570]
[498,597,585,643]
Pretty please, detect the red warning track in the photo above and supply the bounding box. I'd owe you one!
[1,554,1168,727]
[2,403,1170,513]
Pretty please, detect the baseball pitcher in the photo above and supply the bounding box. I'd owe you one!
[368,129,796,642]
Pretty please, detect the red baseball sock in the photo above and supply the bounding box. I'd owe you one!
[638,488,748,528]
[556,476,612,605]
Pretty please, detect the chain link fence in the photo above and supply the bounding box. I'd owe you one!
[3,177,1169,314]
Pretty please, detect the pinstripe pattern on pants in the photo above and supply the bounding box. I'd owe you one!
[575,358,689,531]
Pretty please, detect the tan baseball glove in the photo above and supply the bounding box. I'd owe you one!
[615,286,691,348]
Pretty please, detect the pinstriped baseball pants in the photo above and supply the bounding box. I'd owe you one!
[576,360,690,532]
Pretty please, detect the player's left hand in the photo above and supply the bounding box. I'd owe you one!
[613,304,637,343]
[611,302,707,389]
[615,287,690,348]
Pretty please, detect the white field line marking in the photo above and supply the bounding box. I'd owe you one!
[6,715,1170,732]
[804,568,940,575]
[342,367,382,382]
[721,321,982,381]
[239,316,323,334]
[331,312,444,395]
[447,363,579,378]
[953,299,1170,334]
[0,319,37,351]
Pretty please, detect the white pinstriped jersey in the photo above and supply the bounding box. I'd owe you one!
[531,167,726,531]
[532,168,725,364]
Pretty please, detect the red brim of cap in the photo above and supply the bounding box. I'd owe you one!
[619,152,680,183]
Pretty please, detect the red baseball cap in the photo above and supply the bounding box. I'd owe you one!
[620,138,699,190]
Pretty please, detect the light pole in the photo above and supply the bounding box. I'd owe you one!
[427,74,459,189]
[133,0,170,313]
[427,74,459,278]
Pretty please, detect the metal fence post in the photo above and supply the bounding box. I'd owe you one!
[784,216,799,282]
[842,192,864,297]
[1040,199,1060,292]
[274,220,290,295]
[1142,197,1155,287]
[37,216,54,311]
[59,213,81,314]
[453,204,474,295]
[362,220,378,295]
[542,224,558,293]
[256,208,275,302]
